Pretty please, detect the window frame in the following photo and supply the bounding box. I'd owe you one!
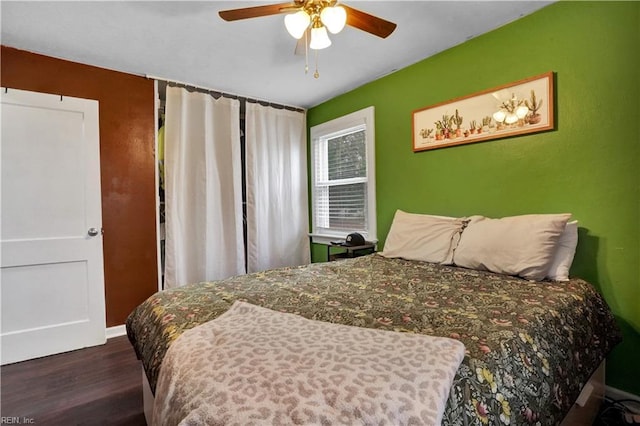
[309,106,376,245]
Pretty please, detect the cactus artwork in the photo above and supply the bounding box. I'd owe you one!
[525,90,543,124]
[434,115,455,139]
[412,72,553,152]
[420,128,434,139]
[453,109,463,129]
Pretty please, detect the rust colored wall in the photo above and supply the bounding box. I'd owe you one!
[1,46,158,326]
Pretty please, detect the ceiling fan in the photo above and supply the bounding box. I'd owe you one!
[218,1,396,40]
[219,1,397,77]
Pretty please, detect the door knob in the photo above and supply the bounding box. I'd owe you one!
[88,227,100,237]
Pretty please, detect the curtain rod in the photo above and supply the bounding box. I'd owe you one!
[146,74,305,113]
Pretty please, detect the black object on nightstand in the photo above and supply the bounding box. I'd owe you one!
[327,241,376,261]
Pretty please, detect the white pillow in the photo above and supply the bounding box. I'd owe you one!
[545,220,578,281]
[380,210,467,265]
[453,213,572,281]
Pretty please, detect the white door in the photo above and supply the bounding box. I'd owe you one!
[1,87,106,364]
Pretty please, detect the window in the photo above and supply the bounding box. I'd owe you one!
[310,106,376,243]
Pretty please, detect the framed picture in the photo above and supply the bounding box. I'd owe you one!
[412,71,554,152]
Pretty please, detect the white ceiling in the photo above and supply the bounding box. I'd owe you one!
[1,1,552,109]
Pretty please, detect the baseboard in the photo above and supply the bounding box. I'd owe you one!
[606,386,640,403]
[106,324,127,339]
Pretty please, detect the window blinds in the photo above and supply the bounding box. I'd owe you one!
[313,127,368,234]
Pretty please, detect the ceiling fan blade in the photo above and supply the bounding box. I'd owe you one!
[219,2,298,21]
[342,4,397,39]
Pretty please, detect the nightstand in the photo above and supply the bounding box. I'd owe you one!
[327,242,376,261]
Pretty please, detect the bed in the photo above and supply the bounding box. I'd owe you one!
[127,212,622,425]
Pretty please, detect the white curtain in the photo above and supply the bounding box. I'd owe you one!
[245,103,310,273]
[164,86,245,288]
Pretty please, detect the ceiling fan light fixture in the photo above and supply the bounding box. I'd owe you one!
[320,5,347,34]
[284,10,310,39]
[310,25,331,50]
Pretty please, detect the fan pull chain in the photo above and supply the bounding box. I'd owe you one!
[304,30,309,74]
[314,50,320,79]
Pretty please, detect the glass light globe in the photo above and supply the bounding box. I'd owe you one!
[285,11,310,39]
[493,110,506,123]
[310,25,332,50]
[320,6,347,34]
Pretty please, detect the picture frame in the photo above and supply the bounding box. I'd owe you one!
[412,71,554,152]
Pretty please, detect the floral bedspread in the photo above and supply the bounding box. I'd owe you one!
[126,254,621,425]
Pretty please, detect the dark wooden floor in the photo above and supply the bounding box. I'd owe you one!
[1,336,146,425]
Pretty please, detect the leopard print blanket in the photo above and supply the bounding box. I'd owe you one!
[152,301,465,426]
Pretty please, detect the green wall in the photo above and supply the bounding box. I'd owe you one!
[308,2,640,395]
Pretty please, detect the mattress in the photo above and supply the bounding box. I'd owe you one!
[126,254,621,425]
